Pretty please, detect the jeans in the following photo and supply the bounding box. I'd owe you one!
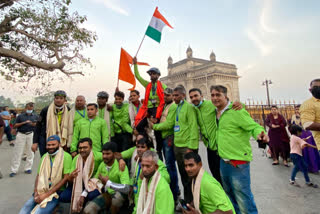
[290,153,310,183]
[220,160,257,214]
[207,148,222,184]
[19,195,59,214]
[162,135,180,200]
[4,125,13,141]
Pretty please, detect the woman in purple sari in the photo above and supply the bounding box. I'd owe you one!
[291,105,320,173]
[266,106,290,166]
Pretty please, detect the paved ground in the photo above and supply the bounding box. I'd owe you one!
[1,138,320,214]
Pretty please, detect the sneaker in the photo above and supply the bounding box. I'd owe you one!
[22,157,27,161]
[289,180,300,187]
[9,173,16,177]
[24,170,32,174]
[9,143,14,147]
[306,182,318,188]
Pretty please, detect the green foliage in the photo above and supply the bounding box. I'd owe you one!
[0,95,15,108]
[0,0,97,92]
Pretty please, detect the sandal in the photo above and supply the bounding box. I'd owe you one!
[272,162,279,165]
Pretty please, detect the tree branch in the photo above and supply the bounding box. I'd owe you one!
[0,46,65,71]
[11,28,59,44]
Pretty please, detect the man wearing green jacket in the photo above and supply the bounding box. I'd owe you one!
[133,57,167,161]
[152,88,180,201]
[71,103,109,157]
[118,136,170,214]
[110,91,133,152]
[136,150,174,214]
[211,85,269,214]
[152,85,199,203]
[189,88,243,185]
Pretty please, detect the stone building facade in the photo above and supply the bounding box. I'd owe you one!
[160,46,240,101]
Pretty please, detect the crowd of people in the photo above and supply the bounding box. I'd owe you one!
[0,58,319,213]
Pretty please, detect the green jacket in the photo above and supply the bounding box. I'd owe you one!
[216,103,265,161]
[133,175,174,214]
[94,159,130,195]
[199,171,235,213]
[71,151,103,176]
[110,103,132,135]
[71,117,109,153]
[153,101,199,149]
[134,64,167,108]
[195,100,217,150]
[73,109,88,125]
[153,103,177,138]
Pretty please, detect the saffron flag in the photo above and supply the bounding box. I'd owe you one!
[145,7,173,43]
[118,48,149,90]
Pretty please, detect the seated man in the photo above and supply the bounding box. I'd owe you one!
[84,142,130,214]
[182,152,234,214]
[117,135,170,213]
[136,150,174,213]
[63,138,103,213]
[19,135,72,214]
[71,103,109,157]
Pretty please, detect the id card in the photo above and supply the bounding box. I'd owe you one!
[174,125,180,132]
[133,184,138,194]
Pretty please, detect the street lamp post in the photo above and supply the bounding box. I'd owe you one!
[262,79,272,106]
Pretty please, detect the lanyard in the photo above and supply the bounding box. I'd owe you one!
[176,102,184,122]
[152,84,157,96]
[76,109,86,118]
[135,163,141,184]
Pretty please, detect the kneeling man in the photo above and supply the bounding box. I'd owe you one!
[84,142,130,214]
[68,138,103,213]
[136,150,174,214]
[182,152,234,214]
[19,135,72,214]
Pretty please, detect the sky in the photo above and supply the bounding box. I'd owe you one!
[1,0,320,104]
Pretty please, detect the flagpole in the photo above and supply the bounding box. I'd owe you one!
[134,34,146,58]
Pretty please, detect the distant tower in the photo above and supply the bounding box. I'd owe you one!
[210,51,216,61]
[186,46,193,58]
[168,56,173,65]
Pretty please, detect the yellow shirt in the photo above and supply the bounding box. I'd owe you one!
[300,97,320,149]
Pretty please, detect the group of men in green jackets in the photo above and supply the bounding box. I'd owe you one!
[20,57,269,214]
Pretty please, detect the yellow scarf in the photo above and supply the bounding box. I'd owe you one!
[31,147,64,214]
[71,151,101,213]
[46,102,69,147]
[191,167,205,214]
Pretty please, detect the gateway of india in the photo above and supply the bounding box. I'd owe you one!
[160,46,240,101]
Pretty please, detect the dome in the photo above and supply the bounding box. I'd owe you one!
[186,46,193,58]
[210,51,216,61]
[168,56,173,65]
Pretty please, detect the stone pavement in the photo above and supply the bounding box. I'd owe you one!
[0,138,320,214]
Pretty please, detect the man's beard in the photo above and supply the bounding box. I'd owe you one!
[143,170,156,179]
[48,147,59,156]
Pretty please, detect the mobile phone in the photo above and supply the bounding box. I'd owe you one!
[179,199,190,211]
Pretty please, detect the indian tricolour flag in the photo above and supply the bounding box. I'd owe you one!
[145,7,173,43]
